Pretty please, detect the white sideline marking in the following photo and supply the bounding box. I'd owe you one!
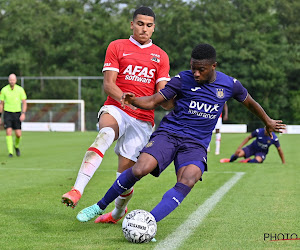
[154,172,245,250]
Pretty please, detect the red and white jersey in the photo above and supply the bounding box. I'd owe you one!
[103,36,170,125]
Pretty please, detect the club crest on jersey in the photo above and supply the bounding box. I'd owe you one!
[151,57,160,63]
[145,141,154,148]
[216,88,225,99]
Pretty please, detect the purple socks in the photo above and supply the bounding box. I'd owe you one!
[150,182,191,222]
[230,154,238,162]
[97,167,139,210]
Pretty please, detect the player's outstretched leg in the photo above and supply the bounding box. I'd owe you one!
[151,182,191,222]
[230,154,238,162]
[77,204,105,222]
[95,187,133,224]
[96,172,134,224]
[62,127,115,208]
[80,167,139,223]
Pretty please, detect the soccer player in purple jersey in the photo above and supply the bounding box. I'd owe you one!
[220,127,285,164]
[75,43,285,225]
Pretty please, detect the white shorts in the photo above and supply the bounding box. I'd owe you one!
[215,117,222,130]
[98,105,153,162]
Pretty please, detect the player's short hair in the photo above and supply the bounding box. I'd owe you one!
[133,7,155,21]
[191,44,216,62]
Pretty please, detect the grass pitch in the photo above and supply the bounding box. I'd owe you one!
[0,131,299,249]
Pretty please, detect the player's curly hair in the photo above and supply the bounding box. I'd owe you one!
[133,7,155,21]
[191,44,216,62]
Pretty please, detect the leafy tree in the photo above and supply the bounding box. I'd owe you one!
[0,0,298,128]
[189,0,294,124]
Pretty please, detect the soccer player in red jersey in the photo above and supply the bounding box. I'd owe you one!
[75,43,285,226]
[62,7,171,224]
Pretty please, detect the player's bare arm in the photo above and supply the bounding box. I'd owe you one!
[223,102,228,121]
[160,98,175,110]
[121,92,165,110]
[242,94,286,136]
[20,99,27,122]
[103,71,123,101]
[156,80,174,110]
[235,134,252,155]
[277,147,286,164]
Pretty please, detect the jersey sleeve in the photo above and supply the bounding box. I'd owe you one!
[251,129,259,138]
[159,75,181,100]
[273,134,280,148]
[102,42,119,73]
[232,78,248,102]
[156,51,170,84]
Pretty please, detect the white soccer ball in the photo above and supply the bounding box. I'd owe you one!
[122,209,157,243]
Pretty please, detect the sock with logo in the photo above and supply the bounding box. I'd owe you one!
[6,136,13,155]
[97,167,139,210]
[112,172,134,220]
[248,158,259,163]
[230,154,238,162]
[150,182,191,222]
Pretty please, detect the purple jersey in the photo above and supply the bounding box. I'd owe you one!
[158,70,248,148]
[249,128,280,154]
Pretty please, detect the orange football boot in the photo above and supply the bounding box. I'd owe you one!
[239,158,251,163]
[62,188,81,208]
[95,207,128,224]
[220,158,230,163]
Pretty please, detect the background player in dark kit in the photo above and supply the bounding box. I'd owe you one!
[220,127,285,164]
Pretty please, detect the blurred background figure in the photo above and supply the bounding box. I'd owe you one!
[0,73,27,157]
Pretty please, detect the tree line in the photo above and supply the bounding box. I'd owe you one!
[0,0,299,128]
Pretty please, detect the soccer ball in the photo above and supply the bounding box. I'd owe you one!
[122,209,157,243]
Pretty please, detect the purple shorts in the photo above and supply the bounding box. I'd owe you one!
[243,145,266,162]
[140,130,207,178]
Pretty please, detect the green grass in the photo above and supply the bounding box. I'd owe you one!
[0,131,299,249]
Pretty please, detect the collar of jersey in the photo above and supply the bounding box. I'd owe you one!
[129,36,153,49]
